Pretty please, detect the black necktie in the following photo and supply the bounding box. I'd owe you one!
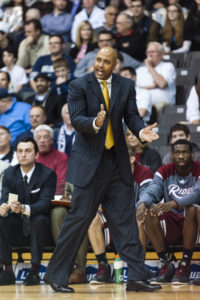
[24,175,28,187]
[22,175,30,236]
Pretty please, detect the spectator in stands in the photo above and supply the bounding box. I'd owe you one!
[126,128,162,172]
[136,41,176,117]
[112,50,124,74]
[30,34,75,91]
[1,47,28,93]
[152,0,188,28]
[175,0,200,53]
[120,66,152,123]
[74,30,141,77]
[0,70,23,101]
[186,83,200,124]
[0,88,31,144]
[34,125,68,194]
[16,19,49,72]
[53,104,75,156]
[8,7,41,46]
[0,22,15,68]
[137,139,199,284]
[71,0,105,42]
[70,20,97,64]
[51,181,88,284]
[0,71,21,100]
[26,73,66,126]
[0,137,56,285]
[25,7,41,20]
[115,12,146,61]
[0,126,17,165]
[13,105,47,148]
[41,0,73,43]
[88,147,154,284]
[0,160,9,198]
[94,4,118,37]
[2,0,25,33]
[161,3,185,53]
[52,58,75,97]
[162,123,200,164]
[130,0,161,43]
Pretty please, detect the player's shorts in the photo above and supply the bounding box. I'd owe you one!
[159,211,184,245]
[159,210,200,244]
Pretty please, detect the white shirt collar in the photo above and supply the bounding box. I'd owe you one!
[20,165,35,183]
[97,75,112,85]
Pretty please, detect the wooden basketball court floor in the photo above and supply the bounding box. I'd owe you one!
[0,283,200,300]
[1,252,199,300]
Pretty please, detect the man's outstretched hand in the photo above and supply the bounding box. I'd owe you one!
[141,123,159,142]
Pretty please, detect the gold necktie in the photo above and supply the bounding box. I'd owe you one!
[101,81,114,149]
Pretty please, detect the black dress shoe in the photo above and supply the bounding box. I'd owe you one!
[50,282,74,293]
[126,280,162,292]
[0,270,15,285]
[24,270,40,286]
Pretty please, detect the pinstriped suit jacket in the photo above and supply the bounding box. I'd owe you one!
[66,71,145,187]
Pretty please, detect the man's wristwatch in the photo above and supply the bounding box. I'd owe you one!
[21,204,26,214]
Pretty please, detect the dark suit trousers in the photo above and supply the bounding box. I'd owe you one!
[45,148,152,285]
[0,214,52,265]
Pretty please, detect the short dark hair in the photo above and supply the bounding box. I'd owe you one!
[30,105,46,115]
[49,34,64,44]
[120,66,136,76]
[98,30,114,39]
[53,58,69,70]
[169,123,190,140]
[2,46,18,59]
[16,137,38,154]
[171,139,193,152]
[25,19,42,32]
[0,71,11,83]
[0,125,10,134]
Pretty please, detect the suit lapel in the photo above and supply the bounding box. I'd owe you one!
[88,72,108,111]
[110,74,121,112]
[28,164,39,192]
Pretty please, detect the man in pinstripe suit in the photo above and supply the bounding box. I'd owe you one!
[44,47,161,293]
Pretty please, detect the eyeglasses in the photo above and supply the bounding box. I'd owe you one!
[146,50,159,54]
[49,42,62,45]
[167,9,179,13]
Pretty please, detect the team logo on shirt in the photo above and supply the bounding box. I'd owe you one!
[168,184,193,199]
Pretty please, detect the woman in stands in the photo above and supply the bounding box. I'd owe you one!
[161,3,185,53]
[69,20,97,64]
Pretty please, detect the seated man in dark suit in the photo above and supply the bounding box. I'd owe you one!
[0,137,57,285]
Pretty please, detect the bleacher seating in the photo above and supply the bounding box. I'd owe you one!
[159,105,186,125]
